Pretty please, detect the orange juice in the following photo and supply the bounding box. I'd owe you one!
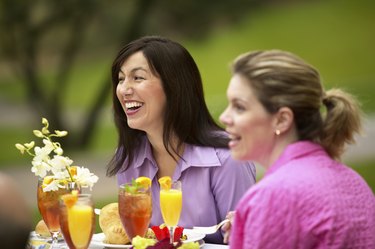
[160,189,182,227]
[59,203,76,249]
[68,204,94,248]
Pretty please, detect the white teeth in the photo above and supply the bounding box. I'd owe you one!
[125,102,143,109]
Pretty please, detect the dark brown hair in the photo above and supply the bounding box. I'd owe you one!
[107,36,228,176]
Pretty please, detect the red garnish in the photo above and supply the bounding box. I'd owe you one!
[173,227,184,242]
[151,226,185,242]
[151,226,170,241]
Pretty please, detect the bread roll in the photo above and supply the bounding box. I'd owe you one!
[35,220,50,237]
[99,203,130,244]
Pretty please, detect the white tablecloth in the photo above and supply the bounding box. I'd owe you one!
[88,243,229,249]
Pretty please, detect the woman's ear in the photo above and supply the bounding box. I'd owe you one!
[274,107,294,134]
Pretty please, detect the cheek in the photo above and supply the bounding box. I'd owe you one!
[116,85,122,100]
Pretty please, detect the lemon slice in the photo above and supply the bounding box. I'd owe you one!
[135,176,152,189]
[158,176,172,191]
[61,190,79,208]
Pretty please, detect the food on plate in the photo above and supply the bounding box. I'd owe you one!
[131,236,199,249]
[99,202,130,244]
[35,219,50,237]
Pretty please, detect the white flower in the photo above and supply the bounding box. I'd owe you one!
[15,143,26,154]
[31,159,52,178]
[16,117,99,192]
[54,147,63,156]
[34,145,53,163]
[55,130,68,137]
[43,179,61,192]
[49,155,73,175]
[74,167,99,190]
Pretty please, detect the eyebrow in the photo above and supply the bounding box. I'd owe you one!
[119,67,147,75]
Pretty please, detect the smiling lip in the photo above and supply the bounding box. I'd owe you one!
[227,132,241,149]
[123,101,143,116]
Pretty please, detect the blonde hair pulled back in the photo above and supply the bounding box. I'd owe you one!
[232,50,362,160]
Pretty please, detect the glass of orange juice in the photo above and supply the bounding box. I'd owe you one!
[60,194,95,249]
[160,180,182,244]
[118,182,152,240]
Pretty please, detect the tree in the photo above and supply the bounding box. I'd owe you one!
[0,0,263,149]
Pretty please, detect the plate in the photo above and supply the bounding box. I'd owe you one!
[90,233,132,248]
[182,229,206,243]
[29,231,63,241]
[90,229,206,248]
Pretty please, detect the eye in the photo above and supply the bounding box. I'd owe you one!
[118,77,125,84]
[233,103,246,112]
[134,76,145,81]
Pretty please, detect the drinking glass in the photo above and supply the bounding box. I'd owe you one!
[58,185,82,249]
[37,178,71,248]
[61,194,95,249]
[160,181,182,244]
[118,184,152,240]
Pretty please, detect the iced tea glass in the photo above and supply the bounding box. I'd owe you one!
[37,178,70,247]
[118,184,152,240]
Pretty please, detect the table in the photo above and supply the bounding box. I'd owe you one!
[88,243,229,249]
[29,237,229,249]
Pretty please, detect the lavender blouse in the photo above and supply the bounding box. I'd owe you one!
[230,141,375,248]
[117,135,256,244]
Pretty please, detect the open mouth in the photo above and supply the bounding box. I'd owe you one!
[125,101,143,112]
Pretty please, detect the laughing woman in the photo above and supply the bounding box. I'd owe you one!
[107,36,256,244]
[220,50,375,248]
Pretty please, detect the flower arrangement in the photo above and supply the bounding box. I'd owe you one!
[15,117,98,192]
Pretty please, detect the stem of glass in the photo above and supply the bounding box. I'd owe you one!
[50,231,60,248]
[169,226,174,244]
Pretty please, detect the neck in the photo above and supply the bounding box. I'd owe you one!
[147,132,184,178]
[259,129,299,170]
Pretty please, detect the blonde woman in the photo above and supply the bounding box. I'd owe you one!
[220,50,375,248]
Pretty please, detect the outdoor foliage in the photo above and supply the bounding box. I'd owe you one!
[0,0,265,149]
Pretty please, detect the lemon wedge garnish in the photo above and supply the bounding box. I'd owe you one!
[158,176,172,191]
[135,176,152,189]
[61,190,79,208]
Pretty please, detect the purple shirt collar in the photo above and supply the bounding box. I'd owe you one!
[132,135,222,171]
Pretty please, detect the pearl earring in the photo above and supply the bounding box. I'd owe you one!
[275,130,281,136]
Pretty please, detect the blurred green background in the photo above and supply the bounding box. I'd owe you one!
[1,0,374,229]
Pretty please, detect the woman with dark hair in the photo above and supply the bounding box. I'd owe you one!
[220,49,375,248]
[107,36,256,244]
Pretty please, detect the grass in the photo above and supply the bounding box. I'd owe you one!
[186,0,375,116]
[350,160,375,193]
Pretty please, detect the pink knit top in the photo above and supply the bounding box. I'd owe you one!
[230,141,375,248]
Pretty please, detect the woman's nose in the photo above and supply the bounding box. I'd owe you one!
[118,82,134,96]
[219,108,231,126]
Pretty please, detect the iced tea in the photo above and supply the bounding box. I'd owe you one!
[37,184,70,233]
[118,186,152,240]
